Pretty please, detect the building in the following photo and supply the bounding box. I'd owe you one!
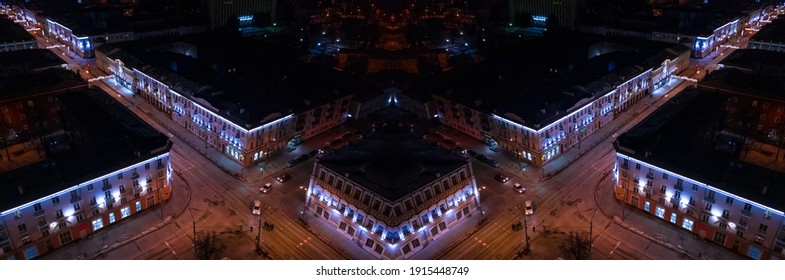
[509,0,582,30]
[0,48,67,78]
[95,32,376,166]
[0,17,37,52]
[612,71,785,260]
[304,108,481,259]
[0,68,85,154]
[717,48,785,78]
[748,16,785,53]
[0,85,172,259]
[202,0,277,29]
[42,6,207,58]
[409,32,690,167]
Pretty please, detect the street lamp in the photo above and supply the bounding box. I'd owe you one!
[515,204,531,254]
[188,209,197,253]
[589,210,598,258]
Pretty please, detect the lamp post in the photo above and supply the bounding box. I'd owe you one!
[515,204,530,254]
[589,210,598,258]
[256,204,270,252]
[188,209,197,255]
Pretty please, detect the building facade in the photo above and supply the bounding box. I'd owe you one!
[204,0,277,29]
[509,0,581,30]
[432,44,690,167]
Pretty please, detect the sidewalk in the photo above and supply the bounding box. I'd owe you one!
[41,171,192,260]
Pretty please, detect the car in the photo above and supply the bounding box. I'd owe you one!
[495,173,509,183]
[308,149,321,157]
[476,154,489,161]
[524,200,534,215]
[260,182,272,193]
[276,173,291,183]
[286,158,300,167]
[252,200,261,215]
[487,159,500,168]
[467,150,478,157]
[296,154,310,161]
[513,182,526,193]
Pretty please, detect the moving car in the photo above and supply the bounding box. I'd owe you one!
[260,182,273,193]
[252,200,261,215]
[513,183,526,193]
[495,173,509,183]
[276,173,291,183]
[524,200,534,215]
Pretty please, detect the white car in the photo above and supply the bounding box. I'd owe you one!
[252,200,261,215]
[524,200,534,216]
[260,182,272,193]
[513,183,526,193]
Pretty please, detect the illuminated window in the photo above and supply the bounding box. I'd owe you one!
[670,213,677,224]
[644,201,650,212]
[121,207,130,219]
[655,206,665,218]
[682,219,694,231]
[136,201,141,212]
[109,213,116,224]
[92,218,103,231]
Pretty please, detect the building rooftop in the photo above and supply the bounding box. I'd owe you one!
[0,48,66,73]
[699,68,785,102]
[0,88,171,212]
[719,48,785,72]
[615,88,785,213]
[0,68,86,102]
[45,5,202,37]
[408,32,682,129]
[751,16,785,45]
[0,16,35,44]
[103,32,379,129]
[318,108,467,202]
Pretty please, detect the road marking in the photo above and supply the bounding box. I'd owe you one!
[609,241,621,255]
[164,241,177,256]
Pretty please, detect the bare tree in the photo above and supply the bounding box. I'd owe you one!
[559,231,591,260]
[193,231,227,260]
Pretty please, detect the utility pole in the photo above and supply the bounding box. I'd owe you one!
[256,204,270,252]
[589,210,598,258]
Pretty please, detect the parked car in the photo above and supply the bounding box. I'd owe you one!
[296,154,310,161]
[477,154,500,167]
[466,150,478,157]
[513,183,526,193]
[260,182,272,193]
[276,173,291,183]
[524,200,534,215]
[308,149,321,157]
[495,173,509,183]
[252,200,261,215]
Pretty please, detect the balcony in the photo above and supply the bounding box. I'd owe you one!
[674,184,684,191]
[102,184,112,191]
[741,210,752,217]
[646,173,655,180]
[131,173,140,180]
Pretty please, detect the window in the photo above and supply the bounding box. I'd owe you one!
[692,184,699,191]
[91,209,99,217]
[118,173,123,180]
[439,221,447,231]
[34,203,43,212]
[713,231,727,245]
[58,222,66,229]
[720,222,728,229]
[722,210,730,219]
[743,203,752,212]
[374,244,383,254]
[77,214,84,223]
[365,239,374,248]
[56,209,63,218]
[73,202,81,211]
[670,213,677,224]
[689,197,696,206]
[347,227,355,236]
[430,227,439,236]
[759,224,768,233]
[726,197,734,205]
[644,201,650,212]
[754,236,764,245]
[92,219,103,231]
[701,214,709,222]
[119,185,126,194]
[109,213,116,224]
[339,221,347,230]
[682,219,694,231]
[763,211,771,220]
[42,230,50,237]
[145,163,150,170]
[14,211,22,220]
[316,207,323,215]
[136,201,142,212]
[705,203,712,211]
[635,163,640,170]
[87,184,94,192]
[411,239,421,248]
[52,197,60,204]
[121,207,130,219]
[655,207,665,218]
[90,196,97,206]
[59,231,73,245]
[660,185,667,194]
[402,244,411,254]
[662,173,668,180]
[18,224,27,233]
